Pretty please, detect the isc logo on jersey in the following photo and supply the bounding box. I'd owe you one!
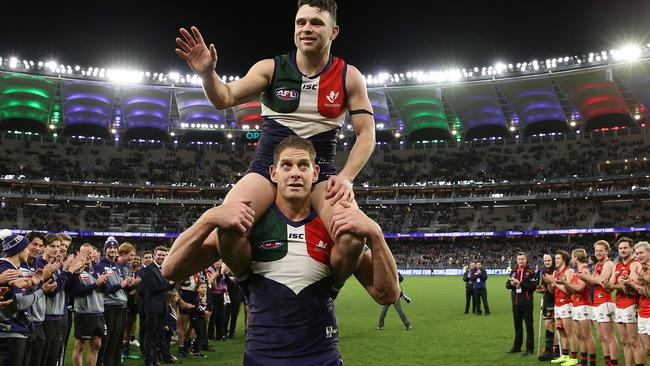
[288,233,304,240]
[274,88,299,101]
[259,240,285,250]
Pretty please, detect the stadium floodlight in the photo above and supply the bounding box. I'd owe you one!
[376,123,384,129]
[494,62,507,74]
[9,57,18,69]
[617,45,642,61]
[338,133,344,139]
[509,126,516,132]
[170,132,175,137]
[49,124,55,130]
[169,72,181,82]
[451,130,457,136]
[570,121,577,127]
[394,132,401,138]
[109,69,143,84]
[635,114,641,120]
[75,65,80,71]
[110,128,117,134]
[226,133,233,139]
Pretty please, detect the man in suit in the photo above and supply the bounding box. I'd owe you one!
[139,246,176,366]
[463,262,476,314]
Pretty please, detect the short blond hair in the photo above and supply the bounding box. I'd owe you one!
[572,248,588,263]
[594,240,610,251]
[634,241,650,252]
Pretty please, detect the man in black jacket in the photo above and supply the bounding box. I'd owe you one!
[536,254,558,361]
[506,252,538,356]
[462,262,476,314]
[139,246,176,366]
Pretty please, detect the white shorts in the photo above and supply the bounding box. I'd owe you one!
[572,305,593,322]
[593,302,616,323]
[638,316,650,335]
[615,305,638,324]
[554,304,572,319]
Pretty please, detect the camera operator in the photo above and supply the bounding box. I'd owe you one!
[377,272,412,331]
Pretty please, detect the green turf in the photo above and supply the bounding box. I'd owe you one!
[63,276,609,365]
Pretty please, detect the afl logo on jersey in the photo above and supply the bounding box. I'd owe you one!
[274,88,299,101]
[259,240,285,250]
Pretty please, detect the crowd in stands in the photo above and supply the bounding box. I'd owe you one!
[4,198,648,235]
[2,132,650,187]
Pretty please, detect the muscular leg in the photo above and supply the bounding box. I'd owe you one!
[311,182,365,287]
[87,336,102,366]
[640,334,650,362]
[602,321,620,362]
[626,322,644,365]
[72,340,85,366]
[216,173,276,276]
[618,322,633,366]
[563,318,578,355]
[595,322,611,358]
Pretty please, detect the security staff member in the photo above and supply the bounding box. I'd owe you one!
[506,252,538,356]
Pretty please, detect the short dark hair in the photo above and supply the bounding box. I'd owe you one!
[26,231,46,243]
[617,237,634,248]
[297,0,337,24]
[556,250,571,266]
[141,250,152,256]
[154,246,169,253]
[273,136,317,166]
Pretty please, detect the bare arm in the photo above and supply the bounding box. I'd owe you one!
[163,202,254,281]
[174,26,272,110]
[555,268,574,294]
[579,261,614,287]
[200,60,273,110]
[340,65,375,180]
[353,230,400,305]
[324,66,376,205]
[564,269,587,293]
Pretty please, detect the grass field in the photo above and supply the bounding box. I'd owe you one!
[63,276,567,365]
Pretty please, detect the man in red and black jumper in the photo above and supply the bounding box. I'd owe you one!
[506,252,539,356]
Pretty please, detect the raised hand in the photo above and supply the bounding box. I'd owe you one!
[0,287,12,309]
[8,277,30,290]
[96,273,109,286]
[0,269,21,285]
[42,262,60,280]
[130,276,142,287]
[120,277,132,288]
[175,26,218,78]
[31,269,44,287]
[42,279,58,293]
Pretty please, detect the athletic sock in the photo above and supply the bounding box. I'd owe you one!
[571,351,578,359]
[604,355,611,365]
[563,349,570,357]
[610,359,618,365]
[580,352,588,364]
[589,353,596,366]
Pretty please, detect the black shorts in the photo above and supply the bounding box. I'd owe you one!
[542,306,555,320]
[74,314,106,340]
[248,156,337,184]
